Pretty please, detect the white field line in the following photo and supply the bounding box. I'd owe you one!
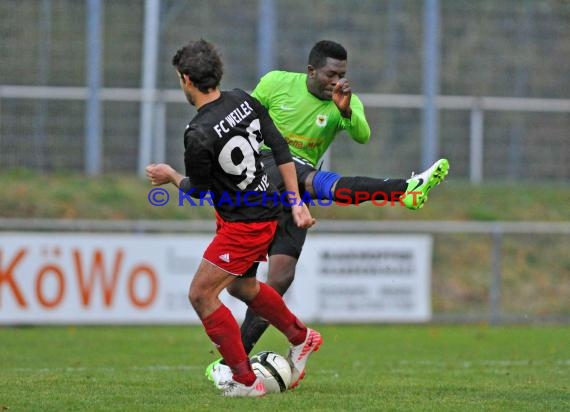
[4,365,202,373]
[397,360,570,367]
[3,360,568,374]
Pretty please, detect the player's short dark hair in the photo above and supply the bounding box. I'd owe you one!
[308,40,347,69]
[172,39,223,93]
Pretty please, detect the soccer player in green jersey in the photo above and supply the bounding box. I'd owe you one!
[252,61,371,167]
[207,40,449,388]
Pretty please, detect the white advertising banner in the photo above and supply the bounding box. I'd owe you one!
[286,234,432,322]
[0,233,432,324]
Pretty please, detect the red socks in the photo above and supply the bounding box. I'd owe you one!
[202,304,256,385]
[201,283,307,386]
[248,282,307,346]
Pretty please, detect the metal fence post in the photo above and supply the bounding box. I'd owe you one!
[469,101,484,184]
[421,0,440,170]
[153,98,166,163]
[257,0,277,79]
[85,0,103,176]
[138,0,160,177]
[490,228,503,325]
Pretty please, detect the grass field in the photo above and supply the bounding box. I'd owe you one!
[1,324,568,411]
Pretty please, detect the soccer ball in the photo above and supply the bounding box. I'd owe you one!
[250,351,292,393]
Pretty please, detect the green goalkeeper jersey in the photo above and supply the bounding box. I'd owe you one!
[252,70,371,167]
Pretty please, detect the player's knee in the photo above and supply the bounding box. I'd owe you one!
[228,278,258,302]
[188,287,206,312]
[267,267,296,295]
[311,170,342,199]
[187,291,199,311]
[226,282,244,299]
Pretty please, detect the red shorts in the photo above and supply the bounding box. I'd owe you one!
[203,212,278,276]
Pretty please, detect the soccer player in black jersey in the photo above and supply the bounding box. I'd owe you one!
[146,39,322,397]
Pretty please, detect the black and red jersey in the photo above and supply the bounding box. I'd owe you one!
[182,89,292,222]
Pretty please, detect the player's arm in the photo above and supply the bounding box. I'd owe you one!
[146,163,185,187]
[179,129,213,197]
[145,163,207,199]
[145,130,212,198]
[333,79,371,144]
[277,162,315,229]
[250,94,315,229]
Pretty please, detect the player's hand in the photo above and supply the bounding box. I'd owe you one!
[291,204,316,229]
[146,163,175,186]
[332,78,352,118]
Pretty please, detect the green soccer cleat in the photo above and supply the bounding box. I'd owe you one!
[402,158,449,210]
[205,358,233,389]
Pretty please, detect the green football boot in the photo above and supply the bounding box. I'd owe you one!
[205,358,232,389]
[402,158,449,210]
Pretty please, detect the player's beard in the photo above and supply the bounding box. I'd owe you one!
[315,79,333,100]
[308,82,332,101]
[184,90,195,106]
